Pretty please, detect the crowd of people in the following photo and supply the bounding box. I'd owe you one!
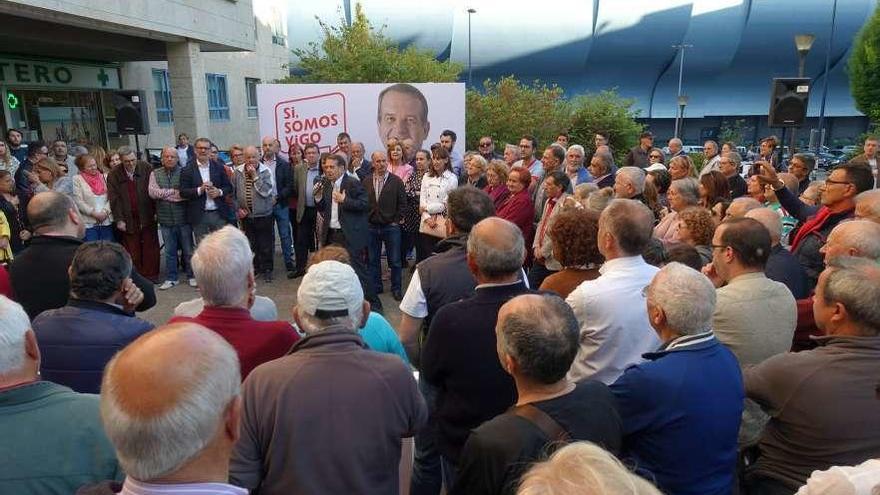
[1,124,879,495]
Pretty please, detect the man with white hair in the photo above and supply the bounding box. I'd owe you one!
[564,144,592,186]
[567,199,661,384]
[236,145,277,282]
[349,141,372,180]
[746,208,809,299]
[854,189,880,224]
[169,226,298,379]
[613,167,654,215]
[703,217,796,448]
[97,322,243,495]
[611,263,743,495]
[421,217,533,485]
[0,295,120,494]
[743,257,880,493]
[819,219,880,263]
[231,260,426,494]
[667,137,684,158]
[149,146,195,289]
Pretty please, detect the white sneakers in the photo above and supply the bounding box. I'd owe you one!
[159,279,198,290]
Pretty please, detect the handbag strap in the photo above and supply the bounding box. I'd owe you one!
[511,404,571,443]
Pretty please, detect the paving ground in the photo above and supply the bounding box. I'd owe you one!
[139,246,409,328]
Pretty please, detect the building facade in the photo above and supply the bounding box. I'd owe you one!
[0,0,287,156]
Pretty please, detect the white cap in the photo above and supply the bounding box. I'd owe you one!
[645,163,667,173]
[297,261,363,318]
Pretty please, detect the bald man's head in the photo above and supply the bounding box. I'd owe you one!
[100,323,241,481]
[820,220,880,264]
[726,197,762,220]
[745,207,783,245]
[467,217,526,279]
[855,189,880,224]
[27,191,81,236]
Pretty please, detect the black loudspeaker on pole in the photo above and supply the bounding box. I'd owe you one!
[112,90,150,136]
[768,78,810,128]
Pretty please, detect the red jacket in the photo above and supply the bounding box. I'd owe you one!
[170,306,300,379]
[496,190,535,248]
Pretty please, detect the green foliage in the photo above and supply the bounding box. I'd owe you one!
[283,4,462,83]
[466,79,643,163]
[689,152,706,172]
[718,118,751,146]
[849,5,880,124]
[465,76,570,151]
[567,90,644,164]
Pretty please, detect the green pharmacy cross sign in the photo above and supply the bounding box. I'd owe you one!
[6,92,19,109]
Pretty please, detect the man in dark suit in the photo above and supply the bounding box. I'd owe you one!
[292,143,322,276]
[316,153,382,313]
[364,151,407,301]
[421,216,533,483]
[260,136,296,277]
[350,141,372,180]
[180,137,233,243]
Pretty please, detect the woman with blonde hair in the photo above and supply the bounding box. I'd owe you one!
[387,137,413,182]
[668,154,698,180]
[460,153,488,189]
[484,159,510,208]
[517,442,661,495]
[0,140,20,176]
[29,157,74,198]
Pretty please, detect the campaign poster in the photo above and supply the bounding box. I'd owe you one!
[257,82,466,158]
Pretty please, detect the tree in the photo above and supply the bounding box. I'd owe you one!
[718,118,751,146]
[465,76,569,150]
[567,90,643,164]
[283,4,462,83]
[849,4,880,125]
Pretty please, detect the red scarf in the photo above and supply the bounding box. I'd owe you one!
[790,206,831,252]
[81,170,107,196]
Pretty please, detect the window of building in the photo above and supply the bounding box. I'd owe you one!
[270,10,286,46]
[245,78,260,118]
[205,73,230,121]
[152,69,173,124]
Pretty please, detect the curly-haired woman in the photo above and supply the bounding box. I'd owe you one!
[676,206,716,267]
[539,207,604,298]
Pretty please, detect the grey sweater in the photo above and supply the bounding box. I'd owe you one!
[230,329,427,495]
[745,334,880,489]
[234,164,275,218]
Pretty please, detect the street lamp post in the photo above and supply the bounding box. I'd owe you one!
[817,0,838,151]
[791,33,815,155]
[677,95,689,140]
[467,8,476,87]
[672,44,693,140]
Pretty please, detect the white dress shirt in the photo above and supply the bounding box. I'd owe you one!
[330,175,343,229]
[197,161,217,211]
[796,459,880,495]
[566,255,661,385]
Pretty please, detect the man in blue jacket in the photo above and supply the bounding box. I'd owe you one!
[611,262,743,495]
[32,241,153,394]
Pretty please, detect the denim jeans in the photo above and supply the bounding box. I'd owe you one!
[368,223,402,293]
[160,224,194,281]
[272,203,293,267]
[84,225,115,242]
[410,378,443,495]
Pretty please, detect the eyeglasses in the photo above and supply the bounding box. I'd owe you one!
[711,244,730,251]
[479,142,492,147]
[650,154,662,159]
[195,146,210,151]
[824,178,852,187]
